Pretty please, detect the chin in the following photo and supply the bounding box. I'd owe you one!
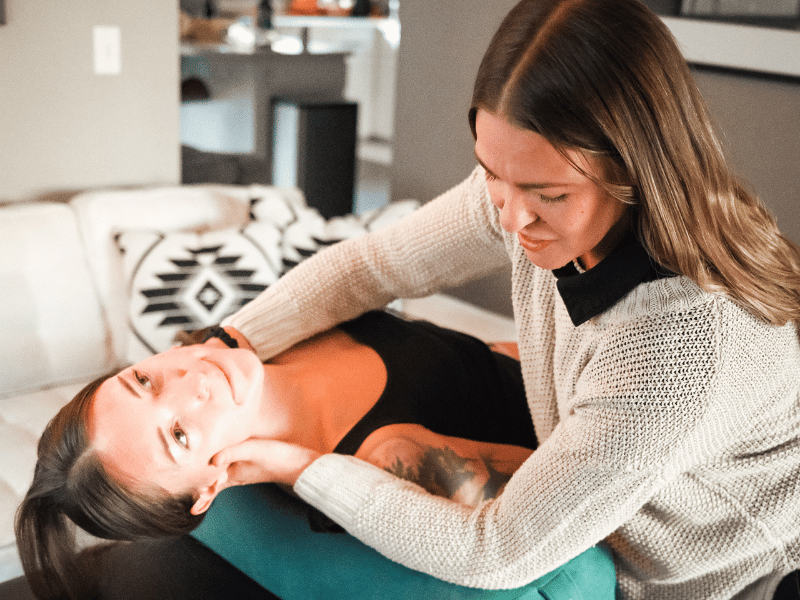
[523,249,571,271]
[236,351,264,405]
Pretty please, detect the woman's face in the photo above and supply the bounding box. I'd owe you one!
[474,109,629,271]
[89,342,264,510]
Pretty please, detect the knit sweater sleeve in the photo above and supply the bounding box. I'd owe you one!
[223,166,508,361]
[295,408,666,590]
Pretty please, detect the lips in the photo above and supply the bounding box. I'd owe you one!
[517,232,555,253]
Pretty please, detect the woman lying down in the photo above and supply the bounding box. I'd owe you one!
[16,309,540,600]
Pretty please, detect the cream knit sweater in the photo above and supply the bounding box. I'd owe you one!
[226,166,800,599]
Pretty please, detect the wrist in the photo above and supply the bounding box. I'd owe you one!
[289,448,321,486]
[222,326,256,353]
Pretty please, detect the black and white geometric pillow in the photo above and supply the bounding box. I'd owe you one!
[114,196,420,363]
[115,222,282,363]
[249,195,420,274]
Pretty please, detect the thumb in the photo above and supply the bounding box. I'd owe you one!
[202,336,229,350]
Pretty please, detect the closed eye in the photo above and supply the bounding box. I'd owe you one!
[480,165,566,203]
[538,193,567,204]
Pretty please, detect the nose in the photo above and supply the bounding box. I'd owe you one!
[176,370,209,402]
[494,184,538,233]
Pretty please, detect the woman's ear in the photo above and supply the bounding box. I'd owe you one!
[190,469,231,515]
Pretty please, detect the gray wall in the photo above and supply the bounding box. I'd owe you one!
[692,67,800,245]
[391,1,516,204]
[0,0,180,203]
[391,0,518,316]
[390,2,800,316]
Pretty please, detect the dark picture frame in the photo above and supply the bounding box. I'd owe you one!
[0,0,5,25]
[681,0,800,28]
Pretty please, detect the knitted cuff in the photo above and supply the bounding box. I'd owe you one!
[294,454,397,532]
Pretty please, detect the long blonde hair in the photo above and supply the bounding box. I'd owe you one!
[470,0,800,326]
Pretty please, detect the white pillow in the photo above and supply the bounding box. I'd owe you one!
[115,222,282,364]
[0,203,110,397]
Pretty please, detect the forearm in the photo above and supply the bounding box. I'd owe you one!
[294,440,657,590]
[224,167,507,361]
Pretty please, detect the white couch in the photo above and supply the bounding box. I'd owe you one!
[0,185,517,584]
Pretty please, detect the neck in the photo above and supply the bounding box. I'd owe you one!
[580,210,633,270]
[251,328,387,454]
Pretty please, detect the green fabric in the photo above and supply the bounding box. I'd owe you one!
[191,484,617,600]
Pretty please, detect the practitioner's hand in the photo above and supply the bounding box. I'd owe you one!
[212,439,321,487]
[175,325,256,353]
[219,326,257,353]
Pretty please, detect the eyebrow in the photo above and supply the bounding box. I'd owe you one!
[115,374,177,466]
[474,151,566,190]
[116,374,141,398]
[158,428,179,466]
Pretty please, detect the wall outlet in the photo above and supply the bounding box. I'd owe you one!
[93,26,121,75]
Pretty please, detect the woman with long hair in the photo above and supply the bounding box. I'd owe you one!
[196,0,800,598]
[17,311,564,599]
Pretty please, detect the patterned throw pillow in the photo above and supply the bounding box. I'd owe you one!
[115,222,282,364]
[250,195,420,272]
[116,196,420,363]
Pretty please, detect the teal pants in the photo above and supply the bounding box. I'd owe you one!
[191,484,617,600]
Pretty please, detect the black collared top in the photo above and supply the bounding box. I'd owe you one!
[551,233,675,326]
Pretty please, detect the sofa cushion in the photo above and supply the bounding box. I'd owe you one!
[0,381,89,581]
[115,222,283,364]
[71,185,298,366]
[0,203,110,398]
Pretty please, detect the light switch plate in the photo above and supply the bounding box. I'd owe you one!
[93,26,121,75]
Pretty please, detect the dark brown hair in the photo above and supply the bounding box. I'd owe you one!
[15,373,206,600]
[470,0,800,326]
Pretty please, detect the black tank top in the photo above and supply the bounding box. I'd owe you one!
[309,310,537,532]
[334,310,537,454]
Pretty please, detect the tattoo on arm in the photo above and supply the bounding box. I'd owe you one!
[383,445,514,505]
